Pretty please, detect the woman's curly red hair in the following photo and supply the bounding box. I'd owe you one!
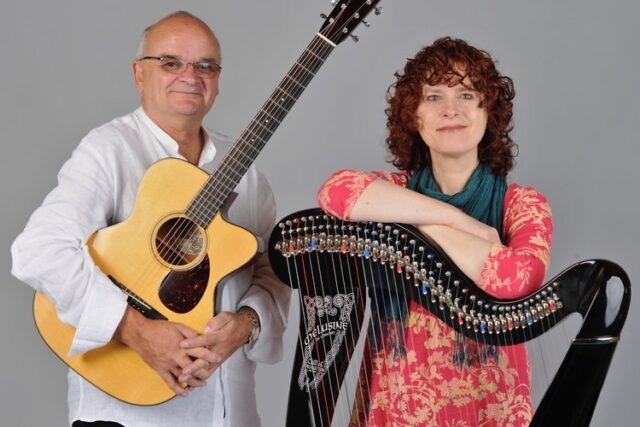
[386,37,516,176]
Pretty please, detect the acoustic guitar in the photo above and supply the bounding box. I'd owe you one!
[32,0,382,406]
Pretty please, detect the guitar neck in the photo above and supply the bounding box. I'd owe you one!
[187,34,336,227]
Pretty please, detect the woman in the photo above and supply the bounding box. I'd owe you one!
[317,37,553,426]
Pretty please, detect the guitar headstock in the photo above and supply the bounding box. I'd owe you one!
[319,0,383,45]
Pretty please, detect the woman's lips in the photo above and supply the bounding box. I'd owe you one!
[437,125,466,132]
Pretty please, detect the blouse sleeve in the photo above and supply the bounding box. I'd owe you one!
[476,185,553,298]
[316,169,409,220]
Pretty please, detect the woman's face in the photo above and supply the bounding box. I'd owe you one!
[415,77,488,165]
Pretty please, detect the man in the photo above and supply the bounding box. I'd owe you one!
[11,11,290,427]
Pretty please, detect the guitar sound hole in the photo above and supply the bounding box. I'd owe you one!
[155,217,204,266]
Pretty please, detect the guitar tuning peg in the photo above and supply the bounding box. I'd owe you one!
[361,20,370,28]
[374,6,383,15]
[330,0,338,5]
[349,34,360,43]
[320,13,328,19]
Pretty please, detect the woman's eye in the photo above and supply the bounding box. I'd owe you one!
[461,93,474,100]
[426,94,440,101]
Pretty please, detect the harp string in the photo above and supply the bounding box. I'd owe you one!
[291,219,333,427]
[326,220,358,426]
[341,223,372,426]
[280,221,310,417]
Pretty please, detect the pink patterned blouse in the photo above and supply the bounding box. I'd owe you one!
[317,169,553,427]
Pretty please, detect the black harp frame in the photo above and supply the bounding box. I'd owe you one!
[268,208,631,427]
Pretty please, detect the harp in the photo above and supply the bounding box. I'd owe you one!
[268,208,630,427]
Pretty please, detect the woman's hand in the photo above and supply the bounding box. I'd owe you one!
[449,211,502,244]
[417,224,495,281]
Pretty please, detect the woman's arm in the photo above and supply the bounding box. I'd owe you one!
[422,186,552,299]
[317,169,500,242]
[476,186,553,297]
[418,224,494,282]
[353,179,501,243]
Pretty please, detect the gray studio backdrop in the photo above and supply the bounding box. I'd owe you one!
[1,1,638,426]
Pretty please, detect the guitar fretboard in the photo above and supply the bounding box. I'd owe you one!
[186,34,335,227]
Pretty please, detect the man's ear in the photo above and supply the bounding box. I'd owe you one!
[132,61,144,93]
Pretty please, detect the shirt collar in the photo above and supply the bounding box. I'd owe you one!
[134,107,216,167]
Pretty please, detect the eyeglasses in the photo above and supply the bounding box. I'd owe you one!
[138,56,221,77]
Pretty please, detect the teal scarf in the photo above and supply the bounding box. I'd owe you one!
[407,162,506,237]
[370,163,507,366]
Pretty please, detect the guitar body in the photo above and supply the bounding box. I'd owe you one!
[33,158,258,405]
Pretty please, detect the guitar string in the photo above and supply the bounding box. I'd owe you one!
[134,34,334,313]
[149,1,372,319]
[185,0,372,227]
[188,35,332,221]
[154,34,331,270]
[151,30,334,288]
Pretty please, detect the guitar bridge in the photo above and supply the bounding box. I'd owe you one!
[108,275,167,320]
